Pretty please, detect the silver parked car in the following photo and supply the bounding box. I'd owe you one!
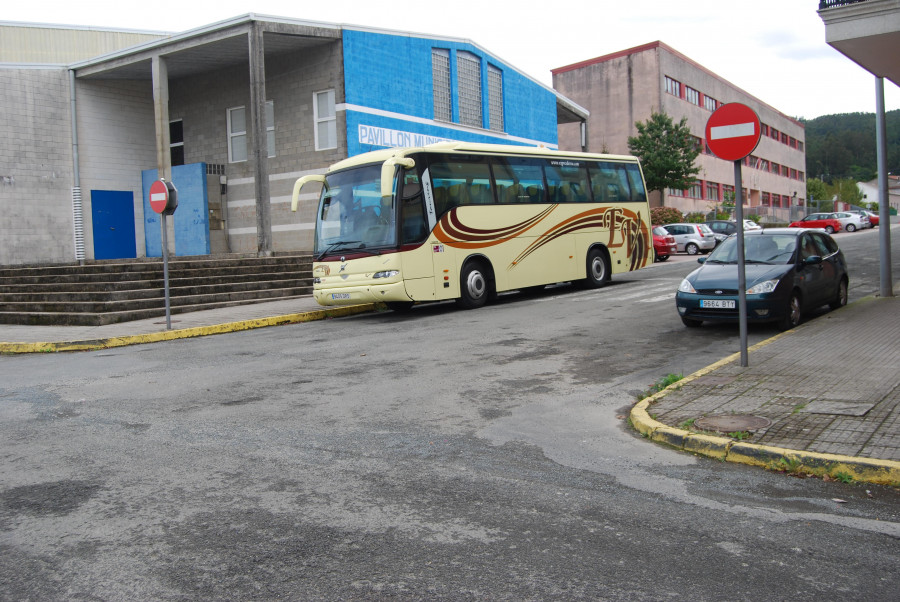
[662,223,717,255]
[846,210,874,229]
[833,211,868,232]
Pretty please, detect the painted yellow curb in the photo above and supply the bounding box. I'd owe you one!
[630,327,900,487]
[0,303,378,354]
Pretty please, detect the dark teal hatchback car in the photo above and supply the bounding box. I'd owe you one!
[675,228,849,330]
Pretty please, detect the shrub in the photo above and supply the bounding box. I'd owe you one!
[650,206,683,225]
[684,212,706,223]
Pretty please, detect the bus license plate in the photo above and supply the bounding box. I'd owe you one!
[331,293,351,300]
[700,299,735,309]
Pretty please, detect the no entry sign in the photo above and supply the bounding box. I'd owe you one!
[705,103,761,162]
[149,179,178,215]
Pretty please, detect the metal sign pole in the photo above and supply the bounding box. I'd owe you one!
[733,161,748,367]
[161,213,172,330]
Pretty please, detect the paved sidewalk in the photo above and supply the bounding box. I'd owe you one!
[631,293,900,486]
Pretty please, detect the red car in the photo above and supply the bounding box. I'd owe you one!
[789,213,843,234]
[865,210,880,227]
[652,226,677,261]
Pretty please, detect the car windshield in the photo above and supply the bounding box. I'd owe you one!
[705,234,798,264]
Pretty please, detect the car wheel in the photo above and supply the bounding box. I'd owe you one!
[657,254,669,262]
[846,224,856,232]
[681,316,702,328]
[825,225,835,234]
[829,277,849,310]
[777,291,802,331]
[685,243,699,255]
[456,260,490,309]
[582,247,610,288]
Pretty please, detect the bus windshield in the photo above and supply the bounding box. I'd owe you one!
[315,163,396,256]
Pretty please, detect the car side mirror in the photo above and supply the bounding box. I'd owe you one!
[697,257,706,264]
[802,255,823,266]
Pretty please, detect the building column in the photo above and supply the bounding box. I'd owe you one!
[152,55,174,256]
[875,77,893,297]
[249,22,273,257]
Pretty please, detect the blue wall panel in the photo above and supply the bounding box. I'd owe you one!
[342,29,559,156]
[142,163,210,257]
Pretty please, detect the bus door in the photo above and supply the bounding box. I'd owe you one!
[420,167,457,300]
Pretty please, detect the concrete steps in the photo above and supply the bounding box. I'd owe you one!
[0,254,314,326]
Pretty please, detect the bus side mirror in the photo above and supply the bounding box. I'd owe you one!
[380,157,415,199]
[291,174,326,211]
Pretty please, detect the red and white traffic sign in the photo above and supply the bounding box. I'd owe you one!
[705,103,761,162]
[149,179,169,214]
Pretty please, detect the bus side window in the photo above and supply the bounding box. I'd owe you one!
[545,160,589,203]
[625,163,647,202]
[492,157,544,203]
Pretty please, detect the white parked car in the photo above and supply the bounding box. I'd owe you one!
[742,219,762,231]
[833,211,868,232]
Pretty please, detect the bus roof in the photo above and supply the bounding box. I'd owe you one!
[324,143,639,173]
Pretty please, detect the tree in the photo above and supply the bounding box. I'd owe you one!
[627,112,700,194]
[827,178,863,206]
[807,178,827,203]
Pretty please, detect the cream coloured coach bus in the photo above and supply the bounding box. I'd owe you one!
[291,143,652,310]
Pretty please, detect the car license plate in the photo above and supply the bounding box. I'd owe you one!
[331,293,351,300]
[700,299,735,309]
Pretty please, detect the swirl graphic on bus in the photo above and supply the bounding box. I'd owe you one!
[432,206,650,271]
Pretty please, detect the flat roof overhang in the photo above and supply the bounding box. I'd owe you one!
[70,14,341,80]
[819,0,900,86]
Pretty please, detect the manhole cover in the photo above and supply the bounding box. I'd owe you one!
[693,414,771,432]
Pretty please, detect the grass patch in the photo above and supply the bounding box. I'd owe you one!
[637,373,684,401]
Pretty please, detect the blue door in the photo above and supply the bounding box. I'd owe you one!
[91,190,137,260]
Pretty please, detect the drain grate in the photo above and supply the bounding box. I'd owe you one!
[693,414,771,432]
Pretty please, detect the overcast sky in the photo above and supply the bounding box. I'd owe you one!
[6,0,899,120]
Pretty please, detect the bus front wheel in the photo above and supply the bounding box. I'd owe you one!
[457,261,489,309]
[583,248,610,289]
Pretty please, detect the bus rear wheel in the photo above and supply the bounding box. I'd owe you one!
[583,248,610,288]
[457,261,490,309]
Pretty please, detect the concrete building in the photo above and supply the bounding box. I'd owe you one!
[552,41,806,221]
[0,16,586,266]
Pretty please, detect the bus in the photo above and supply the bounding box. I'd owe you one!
[291,142,652,310]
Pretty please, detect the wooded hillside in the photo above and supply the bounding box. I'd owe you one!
[803,110,900,183]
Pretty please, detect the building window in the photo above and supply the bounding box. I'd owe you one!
[706,182,719,201]
[771,127,780,140]
[688,181,702,198]
[487,64,504,132]
[797,141,804,152]
[265,101,276,158]
[665,76,681,98]
[314,90,336,151]
[762,192,771,206]
[432,49,452,122]
[782,132,789,144]
[761,123,769,136]
[704,95,717,111]
[667,187,685,197]
[227,102,276,162]
[170,119,184,167]
[227,107,247,163]
[457,51,483,128]
[685,87,700,106]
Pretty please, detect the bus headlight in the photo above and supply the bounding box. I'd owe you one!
[373,270,399,279]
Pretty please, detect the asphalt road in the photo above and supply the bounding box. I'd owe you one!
[1,226,898,600]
